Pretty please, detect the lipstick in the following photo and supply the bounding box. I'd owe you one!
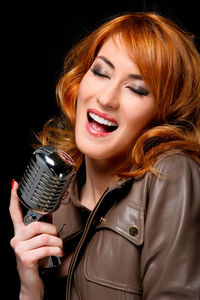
[86,108,118,137]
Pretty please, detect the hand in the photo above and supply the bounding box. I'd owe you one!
[9,180,64,299]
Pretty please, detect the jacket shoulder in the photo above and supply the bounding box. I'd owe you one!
[148,151,200,206]
[142,151,200,298]
[153,150,200,179]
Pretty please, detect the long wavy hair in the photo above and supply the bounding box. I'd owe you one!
[38,12,200,177]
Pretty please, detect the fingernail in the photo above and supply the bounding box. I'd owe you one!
[62,250,65,257]
[11,179,15,189]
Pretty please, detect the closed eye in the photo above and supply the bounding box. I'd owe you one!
[126,86,149,96]
[91,67,110,79]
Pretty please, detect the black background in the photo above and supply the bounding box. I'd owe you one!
[5,1,200,298]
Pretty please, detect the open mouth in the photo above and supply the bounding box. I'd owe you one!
[87,111,118,133]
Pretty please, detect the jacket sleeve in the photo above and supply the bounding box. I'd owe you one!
[141,154,200,299]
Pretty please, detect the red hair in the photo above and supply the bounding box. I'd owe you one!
[39,12,200,177]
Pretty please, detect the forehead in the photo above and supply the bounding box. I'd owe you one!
[98,35,129,57]
[97,35,141,74]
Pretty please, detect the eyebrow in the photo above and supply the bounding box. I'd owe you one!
[96,55,143,80]
[97,55,115,69]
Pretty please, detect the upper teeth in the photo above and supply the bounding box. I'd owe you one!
[89,112,117,127]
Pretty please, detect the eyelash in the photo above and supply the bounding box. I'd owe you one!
[126,86,149,96]
[91,67,149,96]
[91,67,109,78]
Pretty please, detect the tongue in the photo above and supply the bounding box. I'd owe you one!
[91,120,108,132]
[90,119,115,133]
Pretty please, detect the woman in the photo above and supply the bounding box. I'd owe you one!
[10,12,200,299]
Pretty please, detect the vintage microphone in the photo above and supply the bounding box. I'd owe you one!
[17,145,76,267]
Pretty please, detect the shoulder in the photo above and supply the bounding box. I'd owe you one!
[124,151,200,208]
[141,151,200,297]
[147,150,200,212]
[153,150,200,180]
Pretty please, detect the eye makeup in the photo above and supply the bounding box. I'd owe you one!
[91,66,109,78]
[90,58,150,97]
[126,85,150,96]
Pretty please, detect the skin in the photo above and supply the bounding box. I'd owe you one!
[10,34,156,299]
[75,35,156,209]
[10,181,64,299]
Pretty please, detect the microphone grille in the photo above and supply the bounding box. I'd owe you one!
[18,146,75,214]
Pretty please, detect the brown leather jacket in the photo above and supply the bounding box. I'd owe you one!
[42,152,200,299]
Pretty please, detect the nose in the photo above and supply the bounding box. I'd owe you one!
[96,83,120,110]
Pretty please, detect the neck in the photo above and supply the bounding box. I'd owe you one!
[80,157,120,210]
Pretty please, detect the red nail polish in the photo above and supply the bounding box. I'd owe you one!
[11,179,15,189]
[62,250,65,257]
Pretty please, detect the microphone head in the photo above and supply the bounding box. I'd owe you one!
[17,146,76,214]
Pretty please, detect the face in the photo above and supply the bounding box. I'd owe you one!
[75,36,156,164]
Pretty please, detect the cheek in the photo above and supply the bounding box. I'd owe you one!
[78,71,96,100]
[75,79,89,119]
[77,80,86,104]
[124,102,156,133]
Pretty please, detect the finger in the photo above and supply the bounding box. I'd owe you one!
[16,221,58,241]
[17,246,64,268]
[9,180,24,232]
[22,234,63,251]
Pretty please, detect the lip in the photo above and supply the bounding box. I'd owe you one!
[86,108,118,137]
[87,108,118,125]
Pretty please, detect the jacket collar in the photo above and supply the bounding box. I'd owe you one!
[66,162,132,211]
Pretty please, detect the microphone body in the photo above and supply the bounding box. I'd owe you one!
[17,145,76,267]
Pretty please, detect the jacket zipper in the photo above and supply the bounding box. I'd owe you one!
[65,178,130,299]
[66,186,110,299]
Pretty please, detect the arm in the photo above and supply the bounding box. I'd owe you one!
[9,181,64,300]
[141,154,200,299]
